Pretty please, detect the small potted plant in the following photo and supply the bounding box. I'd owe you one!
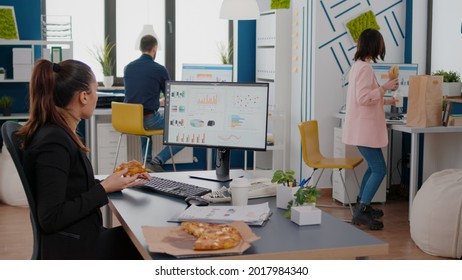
[90,37,115,88]
[217,40,233,65]
[0,95,14,116]
[432,70,462,96]
[0,67,5,80]
[271,169,296,186]
[272,169,299,209]
[290,185,321,207]
[287,185,322,225]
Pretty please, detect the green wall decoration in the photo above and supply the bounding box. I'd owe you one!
[0,6,19,40]
[346,10,380,43]
[271,0,290,10]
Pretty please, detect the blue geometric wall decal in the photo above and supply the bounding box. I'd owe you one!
[318,0,406,75]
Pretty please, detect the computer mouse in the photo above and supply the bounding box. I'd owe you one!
[185,196,210,207]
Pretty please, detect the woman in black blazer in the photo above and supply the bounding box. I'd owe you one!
[18,59,149,259]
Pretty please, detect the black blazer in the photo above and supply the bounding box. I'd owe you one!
[23,124,108,259]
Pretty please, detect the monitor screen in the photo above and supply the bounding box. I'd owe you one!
[371,63,418,97]
[163,81,269,181]
[181,64,233,82]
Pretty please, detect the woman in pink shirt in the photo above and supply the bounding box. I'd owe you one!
[343,29,399,230]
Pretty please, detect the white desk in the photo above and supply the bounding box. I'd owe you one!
[391,124,462,217]
[0,113,30,121]
[104,170,388,260]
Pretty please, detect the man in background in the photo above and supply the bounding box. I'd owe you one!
[124,35,183,172]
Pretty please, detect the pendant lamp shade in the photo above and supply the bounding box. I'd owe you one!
[135,24,162,51]
[220,0,260,20]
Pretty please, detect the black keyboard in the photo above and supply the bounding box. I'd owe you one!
[141,176,211,200]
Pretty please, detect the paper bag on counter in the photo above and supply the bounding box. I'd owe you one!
[407,75,443,127]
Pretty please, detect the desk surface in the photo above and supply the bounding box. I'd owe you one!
[391,124,462,133]
[106,170,388,260]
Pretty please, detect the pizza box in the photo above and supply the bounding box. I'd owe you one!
[142,221,260,258]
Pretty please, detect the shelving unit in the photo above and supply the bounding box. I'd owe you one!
[254,9,291,171]
[0,40,73,82]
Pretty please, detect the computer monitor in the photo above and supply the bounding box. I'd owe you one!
[371,63,418,97]
[181,64,233,82]
[164,81,269,182]
[372,63,419,118]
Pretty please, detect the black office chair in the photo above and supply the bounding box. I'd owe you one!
[1,121,41,260]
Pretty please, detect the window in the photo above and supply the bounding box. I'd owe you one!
[45,0,105,81]
[175,0,229,79]
[45,0,230,83]
[116,0,165,77]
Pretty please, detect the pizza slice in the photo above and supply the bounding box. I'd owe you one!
[181,221,209,237]
[181,222,242,251]
[114,160,149,176]
[193,224,242,250]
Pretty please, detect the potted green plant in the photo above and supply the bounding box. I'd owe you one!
[90,37,115,88]
[271,169,296,186]
[273,169,299,209]
[290,185,321,207]
[217,40,233,65]
[0,95,14,116]
[432,70,462,96]
[287,185,322,225]
[0,67,5,80]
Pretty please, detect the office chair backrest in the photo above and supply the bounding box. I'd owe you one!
[111,102,146,135]
[1,121,41,259]
[298,120,324,167]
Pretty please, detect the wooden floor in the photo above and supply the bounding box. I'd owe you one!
[0,186,449,260]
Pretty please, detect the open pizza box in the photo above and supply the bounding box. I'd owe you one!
[142,221,260,258]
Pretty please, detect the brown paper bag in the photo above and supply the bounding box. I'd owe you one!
[407,75,443,127]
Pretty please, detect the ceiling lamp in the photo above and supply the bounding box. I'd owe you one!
[135,24,161,51]
[220,0,260,20]
[135,0,161,50]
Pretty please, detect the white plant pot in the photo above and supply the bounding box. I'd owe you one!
[443,82,462,97]
[0,73,5,80]
[290,205,322,226]
[103,76,114,88]
[276,185,299,209]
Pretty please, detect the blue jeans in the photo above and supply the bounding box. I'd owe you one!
[142,111,183,165]
[357,146,386,205]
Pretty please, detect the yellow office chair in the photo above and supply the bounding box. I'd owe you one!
[298,120,363,215]
[111,102,176,172]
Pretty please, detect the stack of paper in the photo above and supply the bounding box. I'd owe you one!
[176,202,272,226]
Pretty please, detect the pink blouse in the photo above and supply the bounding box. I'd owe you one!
[342,60,388,148]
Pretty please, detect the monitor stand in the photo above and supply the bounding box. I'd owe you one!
[189,148,248,182]
[389,105,402,119]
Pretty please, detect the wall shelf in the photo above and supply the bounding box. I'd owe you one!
[0,40,73,83]
[253,9,291,171]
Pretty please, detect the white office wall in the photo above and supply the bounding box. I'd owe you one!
[411,1,428,74]
[288,0,407,187]
[423,1,462,181]
[431,0,462,75]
